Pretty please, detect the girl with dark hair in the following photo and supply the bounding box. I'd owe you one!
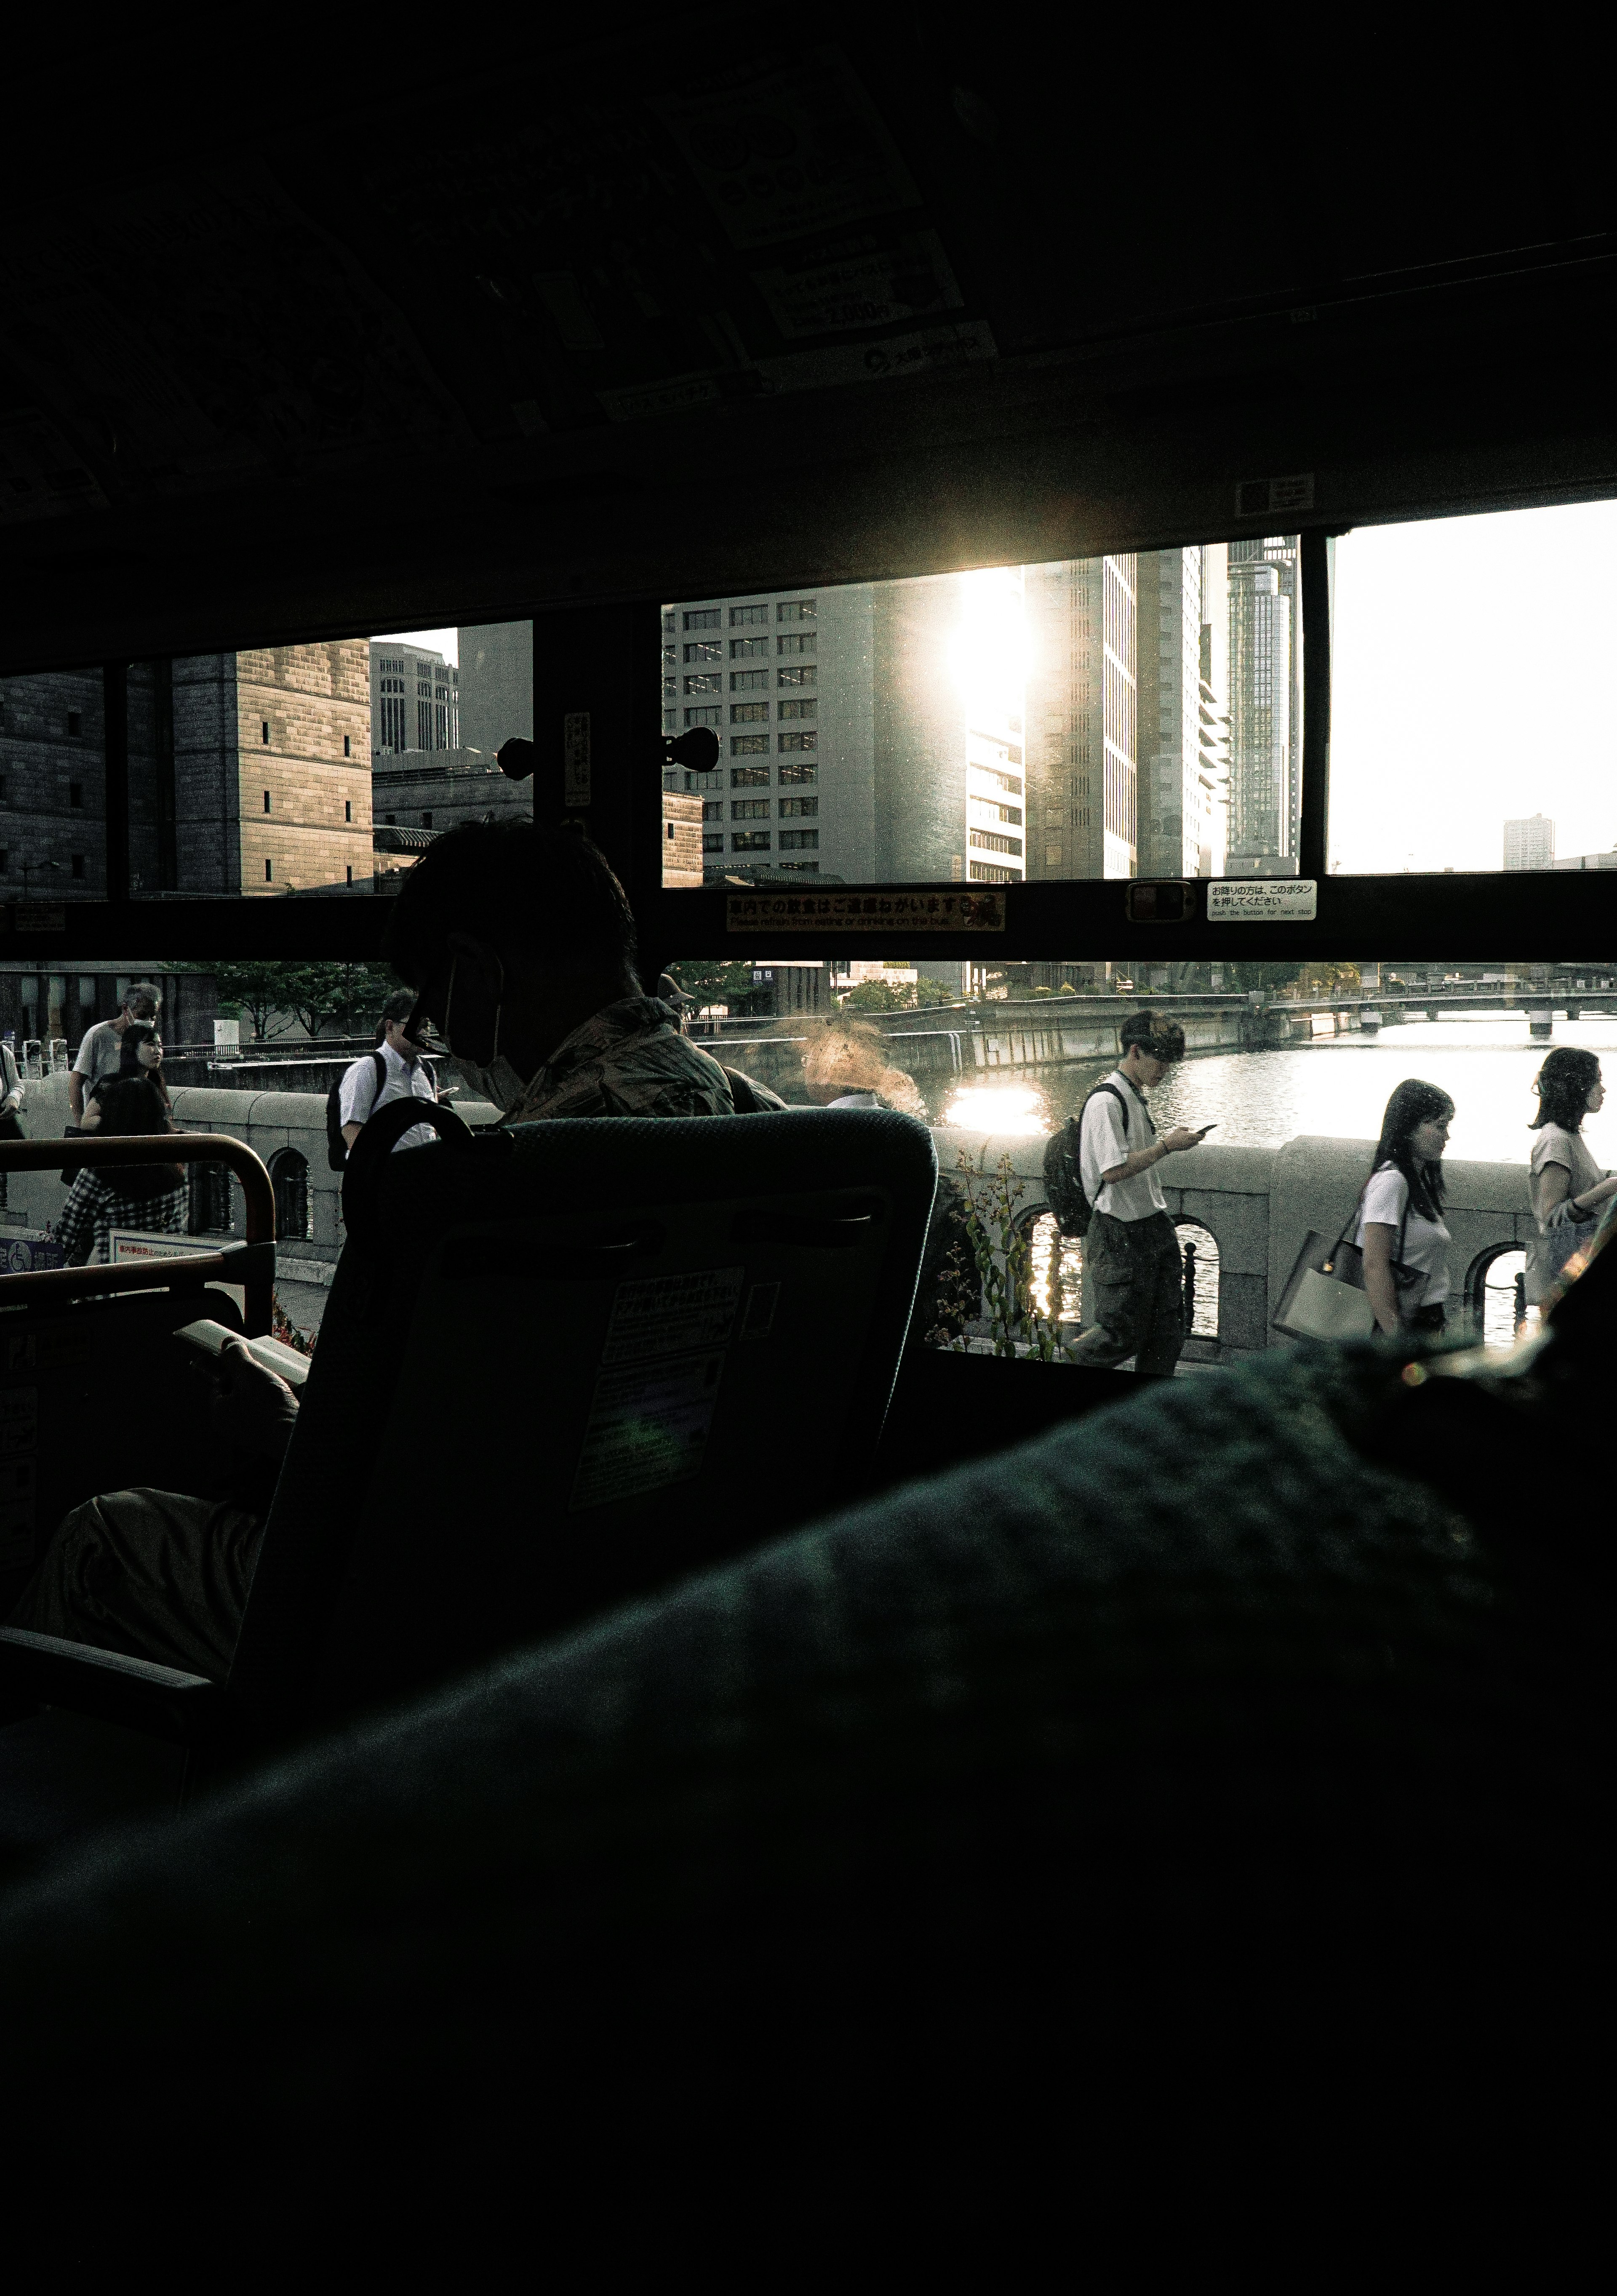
[1525,1047,1617,1308]
[1354,1078,1455,1336]
[58,1073,187,1266]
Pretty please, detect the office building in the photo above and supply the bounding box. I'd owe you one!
[1225,541,1296,876]
[662,571,1029,887]
[1505,814,1556,869]
[1025,555,1139,880]
[371,642,458,757]
[1135,545,1230,879]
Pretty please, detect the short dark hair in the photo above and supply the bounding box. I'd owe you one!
[374,989,416,1046]
[1120,1009,1186,1064]
[1531,1046,1600,1133]
[385,822,638,988]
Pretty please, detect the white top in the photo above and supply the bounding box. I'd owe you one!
[0,1040,22,1118]
[339,1041,438,1153]
[71,1018,128,1085]
[1525,1123,1606,1304]
[1079,1071,1165,1223]
[1353,1164,1451,1308]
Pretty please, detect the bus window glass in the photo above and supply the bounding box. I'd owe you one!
[126,620,532,899]
[0,667,107,901]
[1328,501,1617,875]
[661,541,1301,889]
[665,954,1606,1359]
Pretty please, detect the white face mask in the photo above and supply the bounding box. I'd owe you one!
[442,955,526,1112]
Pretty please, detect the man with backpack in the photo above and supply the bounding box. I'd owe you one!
[1044,1011,1210,1375]
[331,989,439,1168]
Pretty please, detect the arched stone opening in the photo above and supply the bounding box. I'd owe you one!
[1174,1218,1221,1354]
[270,1147,311,1243]
[188,1161,235,1236]
[1465,1241,1529,1347]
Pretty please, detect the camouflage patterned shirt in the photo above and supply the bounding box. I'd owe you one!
[502,996,736,1123]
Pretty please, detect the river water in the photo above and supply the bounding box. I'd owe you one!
[930,1014,1617,1166]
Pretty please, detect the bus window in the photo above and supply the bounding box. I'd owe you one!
[678,955,1598,1363]
[118,621,532,901]
[662,540,1302,891]
[1329,500,1617,876]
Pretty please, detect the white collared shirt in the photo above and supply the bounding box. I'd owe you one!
[339,1040,438,1153]
[1078,1070,1165,1222]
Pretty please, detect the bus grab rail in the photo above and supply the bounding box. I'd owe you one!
[0,1135,276,1334]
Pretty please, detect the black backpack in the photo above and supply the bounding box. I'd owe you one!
[326,1050,385,1172]
[1042,1083,1129,1238]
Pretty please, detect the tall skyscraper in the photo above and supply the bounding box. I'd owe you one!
[1505,814,1556,869]
[662,574,1024,885]
[1225,540,1296,876]
[1135,545,1230,878]
[1025,555,1139,879]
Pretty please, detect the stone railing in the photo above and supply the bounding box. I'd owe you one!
[2,1083,1540,1356]
[934,1128,1540,1353]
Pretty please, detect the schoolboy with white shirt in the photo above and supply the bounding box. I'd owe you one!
[339,990,439,1157]
[1068,1011,1211,1375]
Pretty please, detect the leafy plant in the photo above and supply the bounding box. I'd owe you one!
[926,1149,1076,1362]
[842,979,910,1012]
[664,958,757,1011]
[913,976,956,1008]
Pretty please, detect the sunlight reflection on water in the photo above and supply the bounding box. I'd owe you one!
[928,1017,1617,1164]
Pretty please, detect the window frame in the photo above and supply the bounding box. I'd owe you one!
[2,506,1610,968]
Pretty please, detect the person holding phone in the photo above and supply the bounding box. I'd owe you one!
[1068,1011,1210,1376]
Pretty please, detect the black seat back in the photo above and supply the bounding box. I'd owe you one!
[227,1109,936,1736]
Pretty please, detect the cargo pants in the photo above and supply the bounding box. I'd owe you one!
[1068,1209,1185,1375]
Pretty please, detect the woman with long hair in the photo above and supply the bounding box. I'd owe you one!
[58,1072,187,1266]
[1525,1046,1617,1309]
[1355,1078,1455,1337]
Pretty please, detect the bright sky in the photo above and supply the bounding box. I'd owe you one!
[1328,500,1617,873]
[371,627,457,664]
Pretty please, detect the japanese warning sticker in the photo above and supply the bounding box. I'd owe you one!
[570,1352,726,1512]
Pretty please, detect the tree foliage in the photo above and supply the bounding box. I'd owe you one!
[664,958,757,1010]
[841,980,910,1012]
[210,961,399,1040]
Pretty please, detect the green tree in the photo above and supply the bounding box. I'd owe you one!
[664,958,756,1011]
[842,980,909,1013]
[1222,960,1305,995]
[208,960,398,1041]
[914,976,956,1008]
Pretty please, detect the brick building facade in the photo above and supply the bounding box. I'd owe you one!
[3,645,374,901]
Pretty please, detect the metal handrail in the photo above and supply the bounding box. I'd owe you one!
[0,1135,276,1333]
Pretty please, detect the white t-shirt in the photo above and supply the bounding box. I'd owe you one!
[72,1019,128,1087]
[339,1042,438,1154]
[1525,1123,1606,1304]
[1078,1072,1164,1223]
[1354,1164,1451,1308]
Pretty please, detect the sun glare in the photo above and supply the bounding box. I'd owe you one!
[952,567,1028,729]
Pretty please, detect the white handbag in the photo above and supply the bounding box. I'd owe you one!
[1280,1263,1377,1342]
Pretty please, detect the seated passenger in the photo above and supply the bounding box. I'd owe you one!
[6,1339,296,1677]
[387,821,737,1120]
[5,821,742,1677]
[58,1070,187,1266]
